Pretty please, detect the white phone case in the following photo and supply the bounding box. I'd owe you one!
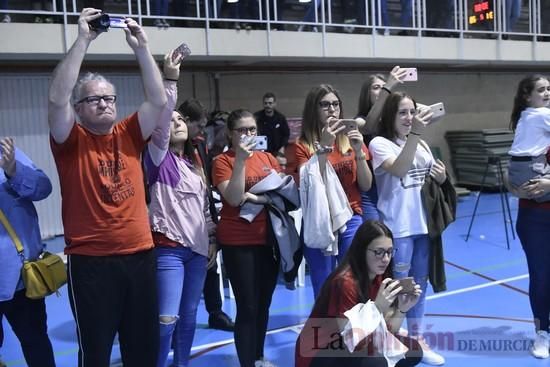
[252,136,268,151]
[429,102,446,119]
[403,68,418,81]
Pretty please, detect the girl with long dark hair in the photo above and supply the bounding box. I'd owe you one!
[296,220,423,367]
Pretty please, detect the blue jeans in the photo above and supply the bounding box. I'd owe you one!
[400,0,412,27]
[156,247,207,367]
[302,0,361,24]
[372,0,389,27]
[304,214,363,298]
[0,290,55,367]
[392,234,430,336]
[361,184,380,221]
[516,206,550,332]
[505,0,521,32]
[153,0,169,16]
[302,0,319,23]
[230,0,259,20]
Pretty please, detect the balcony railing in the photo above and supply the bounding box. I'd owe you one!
[1,0,549,39]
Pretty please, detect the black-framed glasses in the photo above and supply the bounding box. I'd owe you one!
[77,95,117,106]
[233,126,257,134]
[319,100,340,110]
[368,248,396,259]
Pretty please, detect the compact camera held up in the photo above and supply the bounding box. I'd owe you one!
[88,13,127,31]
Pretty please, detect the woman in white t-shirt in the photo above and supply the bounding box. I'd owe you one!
[508,74,550,202]
[368,91,447,366]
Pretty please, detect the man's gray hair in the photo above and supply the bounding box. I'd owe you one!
[72,72,116,104]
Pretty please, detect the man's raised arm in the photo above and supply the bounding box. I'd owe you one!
[123,19,168,139]
[48,8,103,144]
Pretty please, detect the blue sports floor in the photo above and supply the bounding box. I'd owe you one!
[3,193,549,366]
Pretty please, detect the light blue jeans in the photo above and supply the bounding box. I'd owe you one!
[304,214,363,298]
[361,184,380,221]
[392,234,430,337]
[156,246,207,367]
[506,0,521,32]
[400,0,412,27]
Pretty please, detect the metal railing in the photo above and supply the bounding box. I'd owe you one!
[1,0,549,39]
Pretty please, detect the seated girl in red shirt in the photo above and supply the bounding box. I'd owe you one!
[296,220,423,367]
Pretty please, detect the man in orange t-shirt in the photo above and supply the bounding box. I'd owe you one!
[47,9,168,366]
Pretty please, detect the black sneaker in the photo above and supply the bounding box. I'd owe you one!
[208,312,235,331]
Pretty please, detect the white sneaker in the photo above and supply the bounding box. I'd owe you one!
[421,348,445,365]
[254,359,277,367]
[532,330,550,359]
[416,337,445,365]
[1,14,10,23]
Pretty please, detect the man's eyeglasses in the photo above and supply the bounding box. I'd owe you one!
[233,126,257,134]
[368,248,396,259]
[319,100,341,110]
[77,95,117,106]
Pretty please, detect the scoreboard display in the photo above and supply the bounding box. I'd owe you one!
[469,1,494,25]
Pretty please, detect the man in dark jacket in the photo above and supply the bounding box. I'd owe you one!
[254,92,290,167]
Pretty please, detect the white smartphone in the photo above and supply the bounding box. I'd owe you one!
[241,135,268,151]
[402,68,418,82]
[252,135,268,151]
[429,102,446,119]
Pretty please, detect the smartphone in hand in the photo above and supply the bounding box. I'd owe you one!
[241,135,268,151]
[402,68,418,81]
[429,102,446,120]
[251,136,268,151]
[172,42,192,62]
[397,277,416,295]
[340,119,358,134]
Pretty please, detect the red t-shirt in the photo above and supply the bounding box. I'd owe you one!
[286,141,370,215]
[295,271,383,367]
[212,150,281,246]
[50,113,153,256]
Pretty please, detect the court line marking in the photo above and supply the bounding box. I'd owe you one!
[426,273,528,300]
[445,260,529,295]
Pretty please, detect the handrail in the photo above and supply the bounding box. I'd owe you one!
[2,0,550,57]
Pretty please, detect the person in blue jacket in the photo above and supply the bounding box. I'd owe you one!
[0,137,56,367]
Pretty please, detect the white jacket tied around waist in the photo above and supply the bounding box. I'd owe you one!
[299,154,353,255]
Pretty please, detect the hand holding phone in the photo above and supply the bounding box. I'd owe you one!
[402,68,418,82]
[251,136,268,151]
[397,277,416,295]
[241,135,268,151]
[429,102,446,120]
[340,119,358,134]
[172,42,192,62]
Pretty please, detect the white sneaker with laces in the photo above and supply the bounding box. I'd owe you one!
[532,330,550,359]
[2,14,11,23]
